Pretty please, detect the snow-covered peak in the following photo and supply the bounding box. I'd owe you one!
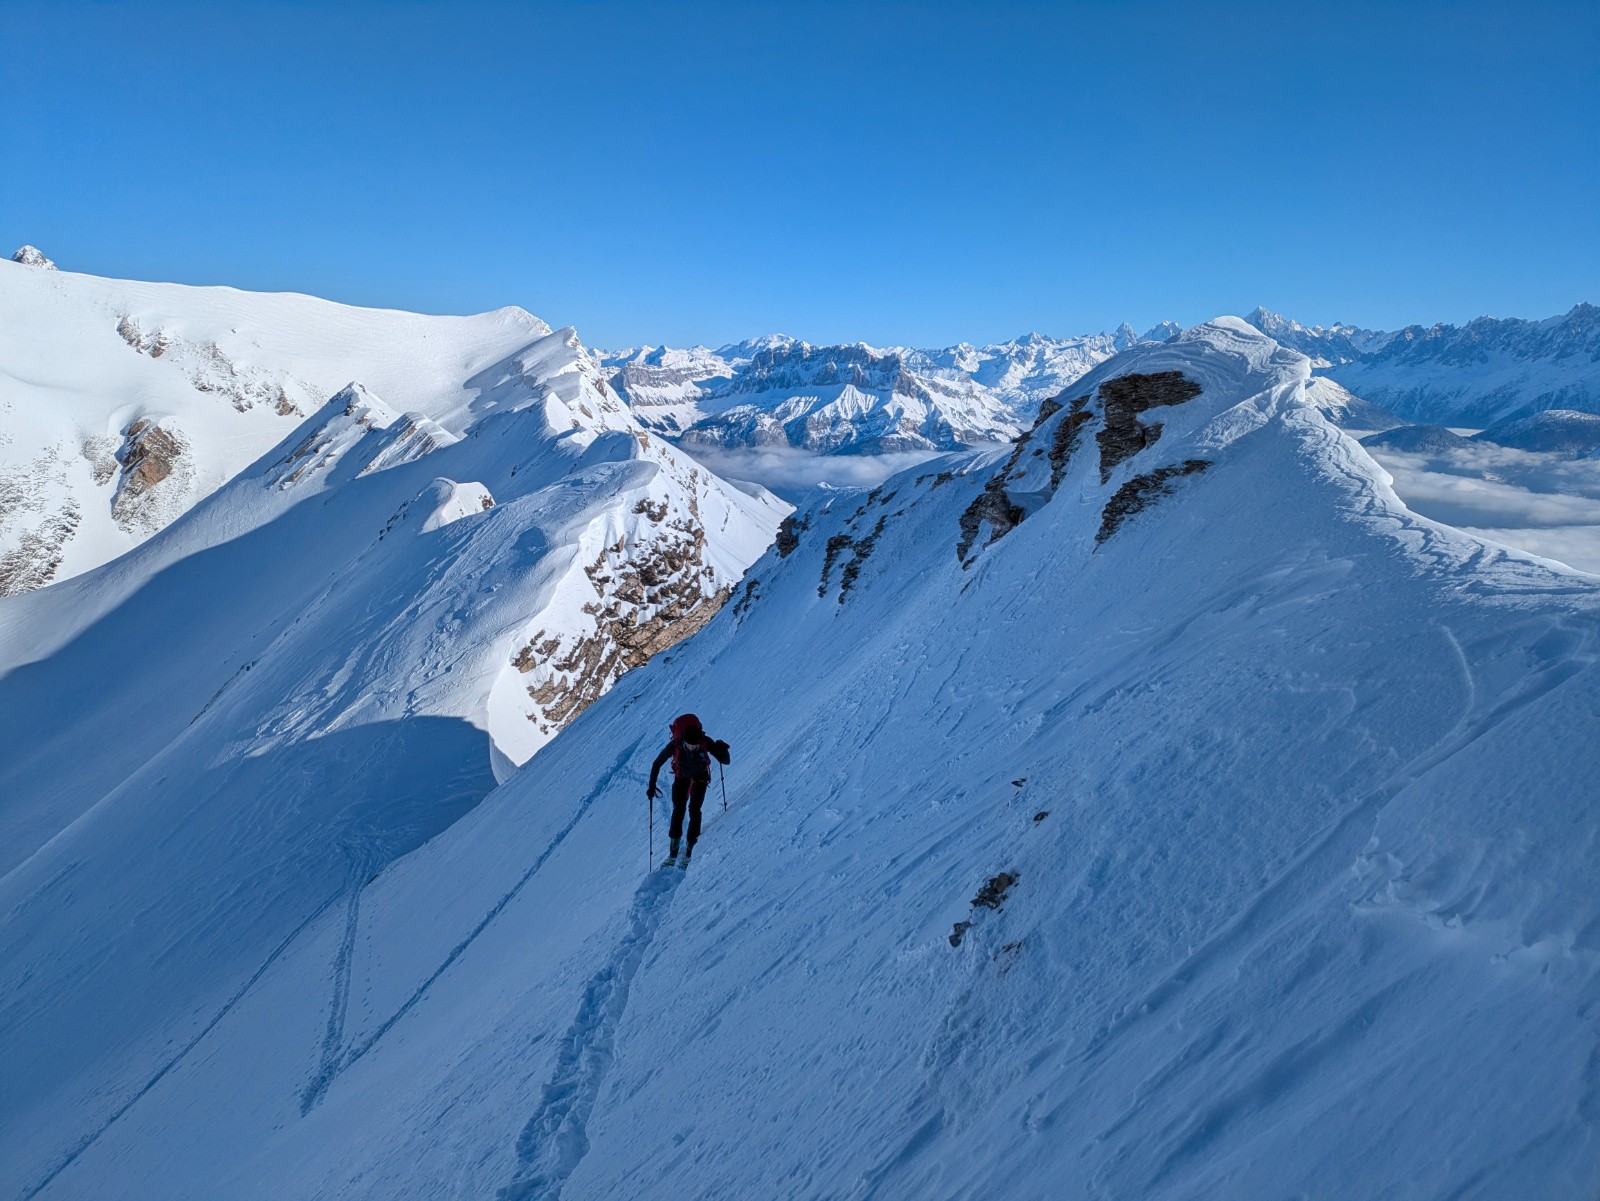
[0,261,624,591]
[1472,408,1600,457]
[715,333,798,364]
[10,244,56,269]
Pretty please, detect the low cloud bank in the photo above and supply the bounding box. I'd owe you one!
[1365,442,1600,574]
[682,445,950,503]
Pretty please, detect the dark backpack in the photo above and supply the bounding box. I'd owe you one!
[673,737,713,781]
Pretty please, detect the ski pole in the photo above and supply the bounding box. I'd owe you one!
[719,761,727,812]
[648,790,654,874]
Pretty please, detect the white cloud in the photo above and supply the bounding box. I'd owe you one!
[681,445,948,503]
[1365,444,1600,575]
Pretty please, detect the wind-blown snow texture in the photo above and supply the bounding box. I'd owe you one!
[3,318,1596,1200]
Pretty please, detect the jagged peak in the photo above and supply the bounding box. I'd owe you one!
[1245,306,1302,334]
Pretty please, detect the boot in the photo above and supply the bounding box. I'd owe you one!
[665,838,680,866]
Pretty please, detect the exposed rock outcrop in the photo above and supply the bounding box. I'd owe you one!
[955,402,1058,564]
[513,496,733,735]
[1096,459,1212,544]
[0,502,81,596]
[116,315,310,417]
[11,245,56,269]
[774,512,809,557]
[954,370,1204,563]
[1095,371,1204,482]
[111,419,192,534]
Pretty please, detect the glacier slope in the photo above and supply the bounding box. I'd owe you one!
[7,322,1599,1200]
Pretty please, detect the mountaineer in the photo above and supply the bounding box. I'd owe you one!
[647,713,730,867]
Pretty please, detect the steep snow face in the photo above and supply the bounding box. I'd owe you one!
[1248,304,1600,425]
[0,257,563,593]
[6,320,1595,1201]
[600,327,1164,453]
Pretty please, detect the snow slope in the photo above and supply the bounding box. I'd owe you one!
[5,320,1596,1200]
[0,312,786,1198]
[0,250,585,593]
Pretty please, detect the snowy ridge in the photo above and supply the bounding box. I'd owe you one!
[4,319,1594,1199]
[0,253,560,592]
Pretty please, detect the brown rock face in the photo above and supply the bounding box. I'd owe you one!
[512,492,734,736]
[121,423,181,492]
[111,420,190,533]
[1095,371,1203,483]
[117,422,183,496]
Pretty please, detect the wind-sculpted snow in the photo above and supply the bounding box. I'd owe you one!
[5,318,1598,1200]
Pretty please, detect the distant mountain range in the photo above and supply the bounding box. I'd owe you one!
[4,244,1595,601]
[599,303,1599,454]
[1244,303,1600,426]
[598,325,1180,454]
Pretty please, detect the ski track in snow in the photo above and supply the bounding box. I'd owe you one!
[298,841,379,1114]
[299,738,644,1113]
[497,866,686,1201]
[20,892,345,1201]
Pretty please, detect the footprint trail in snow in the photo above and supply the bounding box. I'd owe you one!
[497,867,685,1201]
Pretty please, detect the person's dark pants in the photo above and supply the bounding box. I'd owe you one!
[669,776,709,849]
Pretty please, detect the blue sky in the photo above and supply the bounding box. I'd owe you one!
[4,0,1596,348]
